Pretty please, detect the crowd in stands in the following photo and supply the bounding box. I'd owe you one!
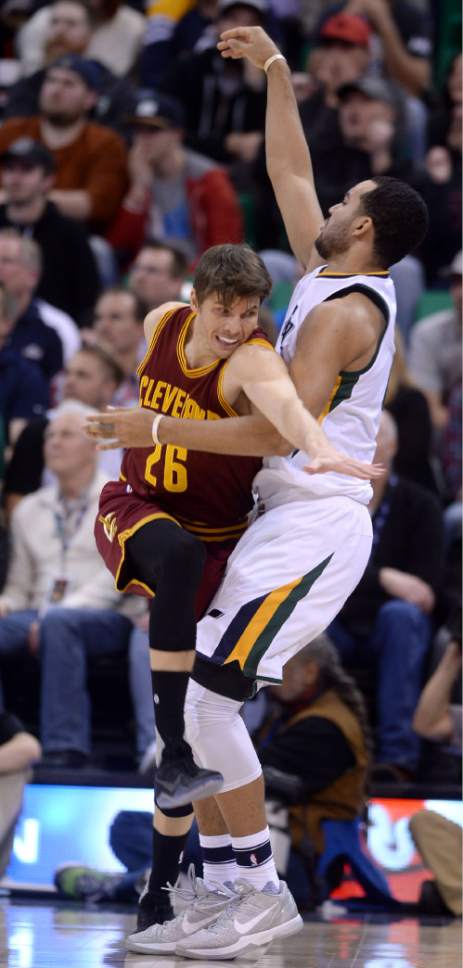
[0,0,461,904]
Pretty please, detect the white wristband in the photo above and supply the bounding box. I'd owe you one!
[151,413,163,445]
[264,53,286,73]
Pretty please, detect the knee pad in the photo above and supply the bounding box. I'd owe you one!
[184,679,262,793]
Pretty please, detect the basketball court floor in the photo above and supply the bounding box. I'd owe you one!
[1,898,460,968]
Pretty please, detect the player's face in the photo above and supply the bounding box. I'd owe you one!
[62,351,114,407]
[192,291,260,360]
[129,249,181,308]
[315,179,376,259]
[39,68,95,124]
[2,162,51,205]
[93,291,142,355]
[0,236,34,296]
[44,412,96,476]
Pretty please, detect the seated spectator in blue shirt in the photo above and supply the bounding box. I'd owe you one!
[0,229,64,382]
[328,411,444,780]
[0,280,48,446]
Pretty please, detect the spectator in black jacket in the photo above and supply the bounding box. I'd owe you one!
[0,138,100,326]
[328,411,444,780]
[159,1,268,170]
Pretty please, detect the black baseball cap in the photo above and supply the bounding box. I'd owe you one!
[338,76,397,107]
[126,92,185,130]
[48,54,103,92]
[0,138,55,173]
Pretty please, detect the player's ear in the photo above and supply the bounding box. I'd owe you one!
[352,215,372,240]
[190,288,199,312]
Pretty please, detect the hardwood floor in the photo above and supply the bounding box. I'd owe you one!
[1,898,460,968]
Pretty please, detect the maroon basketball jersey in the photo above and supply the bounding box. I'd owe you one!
[120,305,273,542]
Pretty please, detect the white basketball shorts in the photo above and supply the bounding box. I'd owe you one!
[195,493,373,684]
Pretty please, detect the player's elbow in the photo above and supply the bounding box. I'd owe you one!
[270,432,293,457]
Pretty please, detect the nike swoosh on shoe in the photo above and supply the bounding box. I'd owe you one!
[182,911,224,935]
[233,904,279,935]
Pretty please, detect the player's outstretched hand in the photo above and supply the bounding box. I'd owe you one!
[305,442,384,480]
[86,407,154,449]
[218,26,281,70]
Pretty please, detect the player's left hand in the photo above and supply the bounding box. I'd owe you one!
[86,407,155,449]
[305,443,384,480]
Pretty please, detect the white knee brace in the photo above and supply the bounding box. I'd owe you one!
[184,679,262,793]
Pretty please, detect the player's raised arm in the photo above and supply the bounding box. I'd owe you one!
[218,26,324,269]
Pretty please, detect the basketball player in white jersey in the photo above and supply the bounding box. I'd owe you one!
[91,26,429,961]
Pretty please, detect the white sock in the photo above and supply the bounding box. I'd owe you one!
[231,826,280,892]
[199,832,238,890]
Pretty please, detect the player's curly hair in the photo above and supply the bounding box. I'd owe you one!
[359,176,429,268]
[194,244,272,307]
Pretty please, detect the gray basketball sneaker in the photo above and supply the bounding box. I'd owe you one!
[176,878,303,960]
[126,871,234,954]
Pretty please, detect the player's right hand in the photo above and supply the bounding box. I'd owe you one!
[305,445,384,480]
[86,407,156,449]
[218,26,281,71]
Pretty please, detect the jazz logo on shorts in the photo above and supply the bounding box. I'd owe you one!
[99,511,117,543]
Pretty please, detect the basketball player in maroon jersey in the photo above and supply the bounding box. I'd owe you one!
[90,243,380,931]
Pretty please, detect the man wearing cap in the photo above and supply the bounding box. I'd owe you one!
[0,138,100,326]
[107,92,243,267]
[0,55,128,230]
[309,74,415,215]
[338,0,432,97]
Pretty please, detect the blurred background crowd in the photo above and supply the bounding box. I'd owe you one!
[0,0,461,901]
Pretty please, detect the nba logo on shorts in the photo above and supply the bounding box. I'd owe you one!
[250,853,258,866]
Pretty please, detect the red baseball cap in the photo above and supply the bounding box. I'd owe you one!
[320,13,371,48]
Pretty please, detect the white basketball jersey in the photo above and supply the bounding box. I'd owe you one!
[255,264,397,506]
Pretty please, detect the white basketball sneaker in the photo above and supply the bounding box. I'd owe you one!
[125,868,234,955]
[176,878,303,960]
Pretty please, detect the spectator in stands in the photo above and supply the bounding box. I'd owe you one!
[0,712,41,879]
[0,138,100,326]
[88,287,146,407]
[428,52,462,150]
[384,332,437,495]
[140,0,218,87]
[107,93,243,266]
[311,76,413,214]
[17,0,145,78]
[328,411,444,780]
[410,637,462,916]
[0,405,142,768]
[417,104,462,284]
[127,241,188,312]
[409,251,462,432]
[340,0,432,97]
[0,55,128,231]
[159,1,268,168]
[261,637,370,896]
[0,229,64,382]
[3,345,124,518]
[319,1,433,163]
[0,280,48,446]
[302,13,372,125]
